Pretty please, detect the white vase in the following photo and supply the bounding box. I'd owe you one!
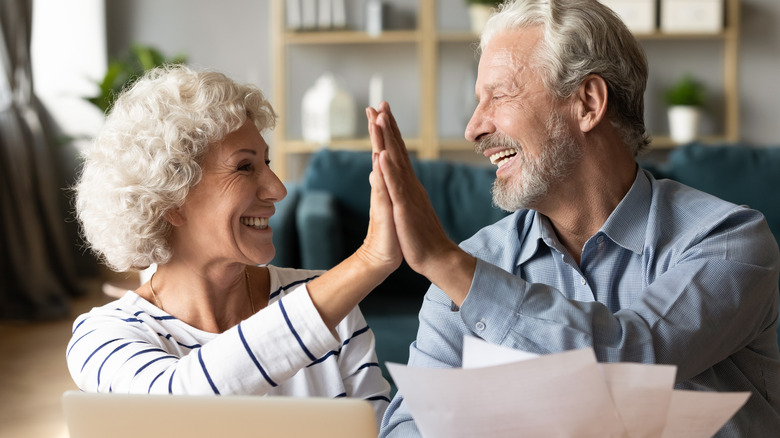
[469,4,494,35]
[301,73,356,144]
[668,105,701,144]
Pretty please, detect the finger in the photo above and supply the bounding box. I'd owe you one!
[377,113,410,171]
[366,107,385,157]
[383,103,404,144]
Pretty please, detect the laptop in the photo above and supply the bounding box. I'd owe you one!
[62,390,378,438]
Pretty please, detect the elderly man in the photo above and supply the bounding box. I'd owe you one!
[368,0,780,436]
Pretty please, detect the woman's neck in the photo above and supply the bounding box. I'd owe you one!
[139,263,270,333]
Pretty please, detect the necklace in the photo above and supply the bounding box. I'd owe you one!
[149,268,255,313]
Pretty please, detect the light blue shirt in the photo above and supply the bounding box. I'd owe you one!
[381,169,780,437]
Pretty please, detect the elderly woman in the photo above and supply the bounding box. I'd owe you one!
[67,65,398,423]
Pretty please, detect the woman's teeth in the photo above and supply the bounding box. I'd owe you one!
[489,148,519,169]
[241,217,269,229]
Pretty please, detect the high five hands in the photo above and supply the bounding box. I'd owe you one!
[366,102,476,306]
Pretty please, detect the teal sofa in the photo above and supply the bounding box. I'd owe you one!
[270,143,780,389]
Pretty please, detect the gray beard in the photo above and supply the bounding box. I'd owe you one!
[477,113,582,212]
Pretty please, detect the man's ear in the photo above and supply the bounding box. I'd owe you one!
[576,74,608,133]
[165,207,186,227]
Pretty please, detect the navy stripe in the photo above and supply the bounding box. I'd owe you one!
[134,355,176,377]
[357,362,381,371]
[72,318,87,334]
[269,275,320,300]
[197,349,220,394]
[308,349,340,367]
[98,341,138,387]
[153,315,178,321]
[278,299,316,361]
[367,395,391,403]
[133,309,177,321]
[237,323,277,387]
[127,347,167,361]
[81,338,122,372]
[341,325,370,348]
[307,324,372,367]
[168,370,176,394]
[158,332,201,349]
[148,370,166,393]
[67,328,97,358]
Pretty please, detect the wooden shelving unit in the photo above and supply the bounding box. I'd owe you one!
[271,0,740,179]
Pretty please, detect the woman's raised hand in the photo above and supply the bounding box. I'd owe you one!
[355,106,402,275]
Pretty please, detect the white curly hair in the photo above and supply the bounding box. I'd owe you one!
[75,64,277,272]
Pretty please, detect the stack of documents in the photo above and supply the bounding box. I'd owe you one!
[387,337,749,438]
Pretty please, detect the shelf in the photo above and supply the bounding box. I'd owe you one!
[272,0,740,180]
[282,30,420,45]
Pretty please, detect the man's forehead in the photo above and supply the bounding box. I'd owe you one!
[482,27,542,64]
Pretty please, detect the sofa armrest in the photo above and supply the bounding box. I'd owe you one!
[269,182,302,268]
[296,190,345,270]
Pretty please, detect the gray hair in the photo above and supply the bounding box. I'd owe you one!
[481,0,650,155]
[75,65,277,272]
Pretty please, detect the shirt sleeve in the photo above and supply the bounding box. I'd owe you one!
[67,284,340,395]
[458,207,779,381]
[381,206,780,437]
[335,307,392,424]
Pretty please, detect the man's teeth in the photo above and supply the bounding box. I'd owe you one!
[241,217,269,229]
[489,148,519,168]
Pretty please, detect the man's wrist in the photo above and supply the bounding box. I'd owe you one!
[422,245,476,307]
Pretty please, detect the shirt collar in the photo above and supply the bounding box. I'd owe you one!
[516,167,650,264]
[516,211,546,265]
[600,168,650,255]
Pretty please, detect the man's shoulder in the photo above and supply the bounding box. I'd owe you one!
[649,176,766,228]
[459,210,532,256]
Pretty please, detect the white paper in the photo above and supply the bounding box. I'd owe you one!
[599,362,677,437]
[388,347,625,438]
[661,390,751,438]
[387,336,750,438]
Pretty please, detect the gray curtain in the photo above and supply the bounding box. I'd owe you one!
[1,0,84,319]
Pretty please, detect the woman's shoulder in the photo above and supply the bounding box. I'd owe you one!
[265,265,325,301]
[72,291,176,334]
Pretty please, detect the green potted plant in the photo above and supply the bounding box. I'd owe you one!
[664,74,706,144]
[87,43,187,114]
[466,0,501,34]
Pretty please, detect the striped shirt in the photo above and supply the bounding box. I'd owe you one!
[381,169,780,437]
[67,266,391,425]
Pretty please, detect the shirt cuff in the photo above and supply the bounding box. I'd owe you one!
[459,258,525,344]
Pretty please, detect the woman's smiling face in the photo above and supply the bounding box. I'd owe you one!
[169,120,286,268]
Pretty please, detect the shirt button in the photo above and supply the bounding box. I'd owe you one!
[596,235,604,244]
[475,320,486,331]
[580,277,587,285]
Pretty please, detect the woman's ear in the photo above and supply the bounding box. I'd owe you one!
[576,74,608,133]
[165,207,186,227]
